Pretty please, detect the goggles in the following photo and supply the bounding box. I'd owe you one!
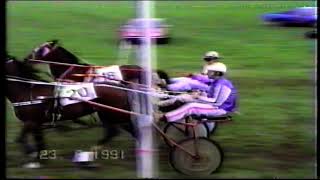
[203,56,219,61]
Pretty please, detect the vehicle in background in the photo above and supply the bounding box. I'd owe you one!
[261,7,317,27]
[119,18,171,45]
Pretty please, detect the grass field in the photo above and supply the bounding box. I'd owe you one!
[6,1,317,179]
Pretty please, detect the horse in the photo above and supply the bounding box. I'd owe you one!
[23,40,146,84]
[5,56,141,167]
[23,40,171,88]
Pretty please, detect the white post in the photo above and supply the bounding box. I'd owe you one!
[135,0,157,179]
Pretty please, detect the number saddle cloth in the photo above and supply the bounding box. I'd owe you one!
[55,65,123,106]
[55,82,97,106]
[85,65,124,84]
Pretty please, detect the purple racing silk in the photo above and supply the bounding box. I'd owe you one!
[198,77,238,112]
[191,74,211,84]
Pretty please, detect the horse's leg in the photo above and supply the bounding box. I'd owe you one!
[72,118,91,126]
[17,122,36,156]
[120,122,138,139]
[89,113,99,124]
[96,112,119,146]
[32,126,47,163]
[15,124,28,143]
[17,121,44,168]
[72,113,98,126]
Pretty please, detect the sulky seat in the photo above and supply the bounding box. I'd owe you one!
[190,114,233,122]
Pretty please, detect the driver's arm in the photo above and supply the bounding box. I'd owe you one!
[196,85,232,106]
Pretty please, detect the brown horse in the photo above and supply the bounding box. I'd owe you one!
[5,56,140,167]
[23,40,171,87]
[23,40,145,84]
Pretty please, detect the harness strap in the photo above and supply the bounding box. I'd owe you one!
[12,100,45,107]
[6,75,47,83]
[51,85,64,126]
[51,98,62,126]
[30,83,34,102]
[6,77,59,86]
[58,65,75,80]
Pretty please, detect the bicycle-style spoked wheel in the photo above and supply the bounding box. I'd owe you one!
[169,137,223,176]
[163,122,209,146]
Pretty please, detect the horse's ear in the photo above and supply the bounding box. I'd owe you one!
[48,39,59,45]
[6,54,16,60]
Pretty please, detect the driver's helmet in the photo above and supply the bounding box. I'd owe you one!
[203,51,221,62]
[206,62,227,73]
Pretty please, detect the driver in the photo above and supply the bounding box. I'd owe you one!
[158,62,238,123]
[166,51,222,92]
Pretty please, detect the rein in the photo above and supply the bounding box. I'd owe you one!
[5,75,46,83]
[6,77,59,86]
[72,73,149,88]
[28,59,146,72]
[5,76,175,98]
[72,73,185,95]
[94,83,175,98]
[28,59,124,69]
[26,59,183,93]
[36,96,148,117]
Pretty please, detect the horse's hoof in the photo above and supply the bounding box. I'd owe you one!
[22,162,41,169]
[28,152,38,158]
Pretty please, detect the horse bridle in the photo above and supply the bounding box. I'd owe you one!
[31,41,59,60]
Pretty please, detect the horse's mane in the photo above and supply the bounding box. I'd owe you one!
[7,55,49,82]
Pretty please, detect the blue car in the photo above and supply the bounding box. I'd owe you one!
[261,7,317,26]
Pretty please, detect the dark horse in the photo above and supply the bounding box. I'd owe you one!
[23,40,171,87]
[5,56,139,167]
[24,40,145,84]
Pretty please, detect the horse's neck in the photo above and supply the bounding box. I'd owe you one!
[50,65,69,79]
[45,52,84,79]
[50,66,90,81]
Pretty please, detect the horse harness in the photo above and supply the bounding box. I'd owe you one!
[10,79,63,126]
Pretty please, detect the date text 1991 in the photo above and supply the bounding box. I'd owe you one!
[75,149,125,160]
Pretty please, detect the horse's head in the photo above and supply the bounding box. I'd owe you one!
[152,69,171,89]
[24,40,59,62]
[24,39,85,66]
[23,40,86,80]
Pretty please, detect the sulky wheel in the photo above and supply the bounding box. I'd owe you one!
[163,121,209,146]
[169,137,223,176]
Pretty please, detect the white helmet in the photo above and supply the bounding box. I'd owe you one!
[203,51,221,61]
[206,62,227,73]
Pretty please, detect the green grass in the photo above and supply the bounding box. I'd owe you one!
[6,1,316,179]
